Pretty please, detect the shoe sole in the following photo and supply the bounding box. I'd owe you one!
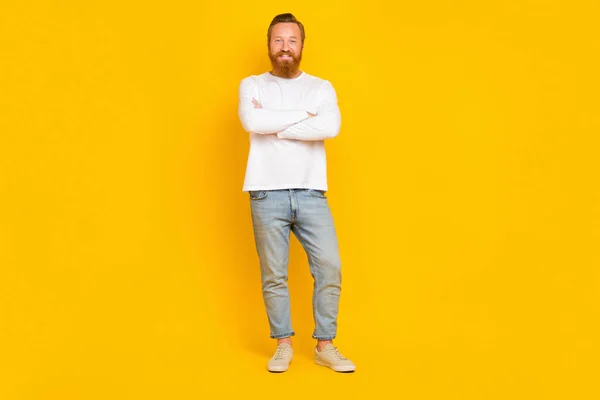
[315,359,356,373]
[268,368,288,373]
[267,360,291,373]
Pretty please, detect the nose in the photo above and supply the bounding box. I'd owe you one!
[281,41,291,51]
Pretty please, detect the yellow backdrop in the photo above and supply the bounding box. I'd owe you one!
[1,1,599,399]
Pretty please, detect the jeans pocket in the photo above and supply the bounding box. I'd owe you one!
[308,189,327,199]
[249,190,268,200]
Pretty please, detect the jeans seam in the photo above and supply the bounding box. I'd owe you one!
[307,252,319,338]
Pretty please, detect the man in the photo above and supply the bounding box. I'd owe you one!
[238,13,355,373]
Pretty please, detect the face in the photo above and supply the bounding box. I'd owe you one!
[268,22,303,78]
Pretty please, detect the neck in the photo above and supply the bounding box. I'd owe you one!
[270,69,303,79]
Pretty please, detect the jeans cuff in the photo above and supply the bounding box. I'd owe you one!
[271,332,295,339]
[312,334,336,340]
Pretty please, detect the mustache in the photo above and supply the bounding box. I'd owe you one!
[274,51,296,58]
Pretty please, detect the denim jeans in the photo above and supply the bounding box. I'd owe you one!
[249,189,342,340]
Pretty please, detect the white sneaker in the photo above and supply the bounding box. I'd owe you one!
[267,343,293,372]
[315,344,356,372]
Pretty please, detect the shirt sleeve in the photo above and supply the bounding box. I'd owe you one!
[276,80,341,141]
[238,77,309,134]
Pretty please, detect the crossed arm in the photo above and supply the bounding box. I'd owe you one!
[238,78,341,141]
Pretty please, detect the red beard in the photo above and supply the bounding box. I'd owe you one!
[269,50,303,78]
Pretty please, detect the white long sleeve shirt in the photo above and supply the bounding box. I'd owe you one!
[238,71,341,192]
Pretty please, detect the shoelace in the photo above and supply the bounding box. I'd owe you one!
[274,346,292,360]
[324,347,347,361]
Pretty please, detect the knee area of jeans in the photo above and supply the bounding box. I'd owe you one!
[262,276,288,289]
[320,258,341,272]
[312,254,341,269]
[316,267,341,285]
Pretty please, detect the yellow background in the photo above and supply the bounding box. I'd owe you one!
[1,1,599,398]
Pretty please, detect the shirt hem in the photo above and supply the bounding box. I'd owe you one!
[242,183,328,192]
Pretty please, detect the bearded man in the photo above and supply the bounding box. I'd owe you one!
[237,13,356,373]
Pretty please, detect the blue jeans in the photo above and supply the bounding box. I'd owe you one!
[249,189,342,340]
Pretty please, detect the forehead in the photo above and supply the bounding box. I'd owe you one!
[270,22,301,38]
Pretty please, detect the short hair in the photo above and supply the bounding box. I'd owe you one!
[267,13,306,44]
